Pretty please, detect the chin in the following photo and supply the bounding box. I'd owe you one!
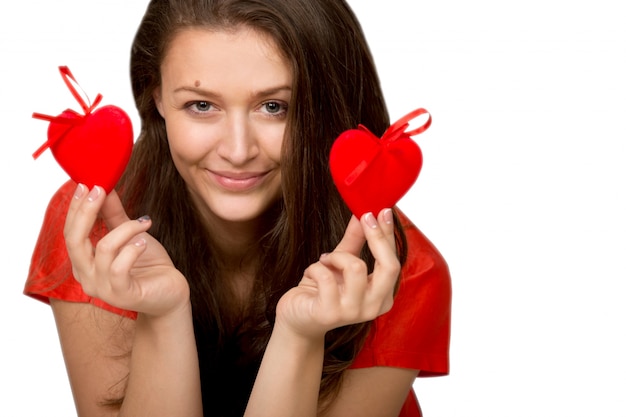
[208,195,280,224]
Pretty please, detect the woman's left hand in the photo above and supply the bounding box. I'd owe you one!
[276,209,400,340]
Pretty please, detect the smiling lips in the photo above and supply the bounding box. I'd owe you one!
[208,170,272,191]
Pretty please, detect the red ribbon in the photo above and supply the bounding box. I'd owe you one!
[381,107,431,143]
[354,107,432,145]
[341,108,431,185]
[32,66,103,159]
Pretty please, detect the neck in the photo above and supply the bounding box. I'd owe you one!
[197,205,279,271]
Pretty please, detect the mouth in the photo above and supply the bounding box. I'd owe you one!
[207,169,272,191]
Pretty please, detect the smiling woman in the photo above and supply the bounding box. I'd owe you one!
[22,1,451,416]
[154,28,289,225]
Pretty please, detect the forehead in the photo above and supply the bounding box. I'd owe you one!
[161,27,292,85]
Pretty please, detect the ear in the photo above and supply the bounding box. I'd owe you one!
[153,87,165,118]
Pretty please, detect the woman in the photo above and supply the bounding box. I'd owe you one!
[25,0,451,416]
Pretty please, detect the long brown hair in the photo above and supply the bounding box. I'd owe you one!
[119,0,408,414]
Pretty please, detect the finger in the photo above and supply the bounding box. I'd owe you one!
[302,262,341,313]
[318,251,369,312]
[65,183,87,225]
[361,209,398,263]
[83,217,151,298]
[100,189,132,230]
[80,234,147,301]
[64,185,106,269]
[333,215,366,256]
[105,234,148,295]
[93,216,152,276]
[379,208,397,251]
[361,209,401,302]
[65,184,105,237]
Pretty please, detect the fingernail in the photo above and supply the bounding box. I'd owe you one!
[320,252,329,259]
[87,186,101,202]
[134,237,146,247]
[383,208,393,225]
[73,184,85,199]
[363,212,378,229]
[137,215,151,223]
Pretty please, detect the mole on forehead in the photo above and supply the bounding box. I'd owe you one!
[194,80,201,87]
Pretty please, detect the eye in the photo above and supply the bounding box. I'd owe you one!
[260,101,288,118]
[186,101,215,114]
[194,101,212,112]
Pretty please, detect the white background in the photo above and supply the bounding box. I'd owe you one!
[1,1,624,416]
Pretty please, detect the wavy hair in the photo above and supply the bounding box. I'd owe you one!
[118,0,407,414]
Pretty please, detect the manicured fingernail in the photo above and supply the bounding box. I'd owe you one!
[73,184,85,199]
[137,215,151,223]
[363,212,378,228]
[383,208,393,225]
[87,186,101,202]
[134,237,146,247]
[320,252,329,259]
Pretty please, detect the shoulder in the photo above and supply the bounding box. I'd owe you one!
[52,179,78,205]
[31,180,108,250]
[399,208,450,287]
[25,180,81,297]
[38,180,78,227]
[395,208,451,294]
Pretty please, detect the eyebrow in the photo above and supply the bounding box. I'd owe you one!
[173,85,292,99]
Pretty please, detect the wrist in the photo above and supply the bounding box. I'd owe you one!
[138,300,193,335]
[271,318,326,355]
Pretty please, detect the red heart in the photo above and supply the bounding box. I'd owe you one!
[32,67,133,193]
[47,105,133,193]
[329,109,431,218]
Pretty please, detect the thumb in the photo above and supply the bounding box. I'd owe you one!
[333,215,366,256]
[100,190,131,230]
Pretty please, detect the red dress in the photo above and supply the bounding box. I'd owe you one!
[25,180,452,416]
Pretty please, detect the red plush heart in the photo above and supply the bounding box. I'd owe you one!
[329,108,431,218]
[46,106,133,192]
[32,67,133,193]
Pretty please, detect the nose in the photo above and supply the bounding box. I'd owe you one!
[216,112,259,166]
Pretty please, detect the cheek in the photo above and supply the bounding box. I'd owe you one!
[263,125,286,163]
[165,121,214,163]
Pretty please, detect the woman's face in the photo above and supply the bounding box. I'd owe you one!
[155,27,291,226]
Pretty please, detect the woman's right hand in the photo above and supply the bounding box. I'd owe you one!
[64,184,190,318]
[275,210,400,340]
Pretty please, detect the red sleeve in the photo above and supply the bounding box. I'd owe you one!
[24,180,137,319]
[351,209,452,377]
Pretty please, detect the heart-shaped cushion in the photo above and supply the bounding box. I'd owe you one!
[46,105,133,192]
[32,66,133,193]
[329,108,431,218]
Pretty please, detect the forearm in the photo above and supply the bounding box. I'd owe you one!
[119,302,202,417]
[245,322,325,417]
